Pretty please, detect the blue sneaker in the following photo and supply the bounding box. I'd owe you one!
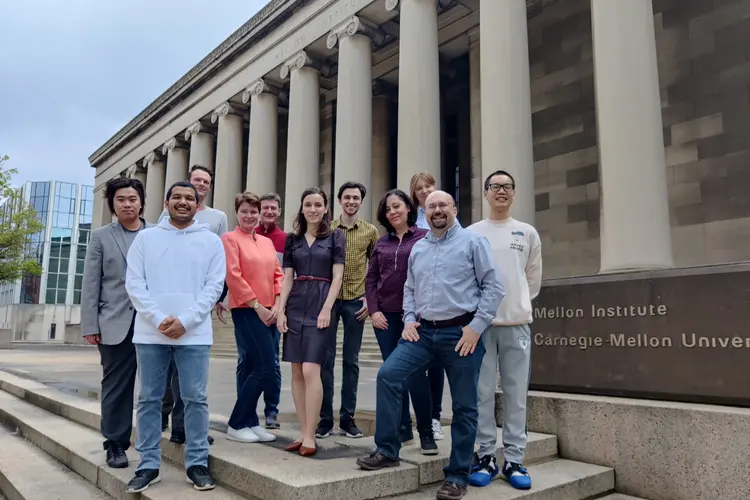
[502,461,531,490]
[469,454,499,487]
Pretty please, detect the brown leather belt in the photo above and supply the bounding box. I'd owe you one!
[419,311,475,328]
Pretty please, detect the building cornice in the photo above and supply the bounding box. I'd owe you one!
[89,0,313,167]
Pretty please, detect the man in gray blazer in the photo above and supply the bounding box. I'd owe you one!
[82,177,151,469]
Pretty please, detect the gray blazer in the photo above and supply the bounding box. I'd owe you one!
[81,219,152,345]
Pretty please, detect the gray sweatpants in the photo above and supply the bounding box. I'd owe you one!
[475,324,531,464]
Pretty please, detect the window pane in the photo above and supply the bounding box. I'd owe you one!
[47,274,57,289]
[45,288,56,304]
[57,289,67,304]
[48,258,58,273]
[61,243,70,258]
[74,291,81,305]
[59,258,69,273]
[77,258,85,271]
[74,275,82,290]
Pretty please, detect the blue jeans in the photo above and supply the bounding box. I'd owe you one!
[373,312,432,436]
[229,308,278,429]
[236,320,281,418]
[321,298,365,424]
[374,323,485,486]
[135,344,210,472]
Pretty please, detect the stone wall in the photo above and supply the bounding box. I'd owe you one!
[529,0,750,278]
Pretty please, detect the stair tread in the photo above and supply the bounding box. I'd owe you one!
[387,458,614,499]
[0,425,114,499]
[0,391,246,500]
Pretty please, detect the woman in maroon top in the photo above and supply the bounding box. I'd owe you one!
[365,189,437,454]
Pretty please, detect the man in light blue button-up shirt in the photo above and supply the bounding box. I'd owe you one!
[357,191,504,499]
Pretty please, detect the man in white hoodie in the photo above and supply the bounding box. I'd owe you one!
[467,170,542,491]
[125,181,226,493]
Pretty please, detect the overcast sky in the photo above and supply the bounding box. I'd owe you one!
[0,0,266,187]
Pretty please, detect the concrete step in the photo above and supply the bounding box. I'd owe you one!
[0,425,113,500]
[386,458,614,499]
[598,495,649,500]
[0,391,246,500]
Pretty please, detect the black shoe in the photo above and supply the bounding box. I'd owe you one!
[420,434,439,456]
[315,420,334,438]
[436,480,467,500]
[126,469,160,493]
[170,429,185,444]
[399,428,414,443]
[161,413,169,432]
[265,413,280,429]
[104,442,129,468]
[186,465,216,491]
[339,420,364,438]
[170,430,214,446]
[356,451,400,471]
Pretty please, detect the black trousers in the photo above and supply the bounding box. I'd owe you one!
[98,319,137,449]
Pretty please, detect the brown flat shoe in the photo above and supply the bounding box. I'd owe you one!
[285,441,303,452]
[299,440,317,457]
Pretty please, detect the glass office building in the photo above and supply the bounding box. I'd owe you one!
[0,181,94,306]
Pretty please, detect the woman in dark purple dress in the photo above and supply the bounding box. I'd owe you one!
[277,187,345,457]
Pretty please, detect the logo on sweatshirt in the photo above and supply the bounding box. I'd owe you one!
[510,231,525,252]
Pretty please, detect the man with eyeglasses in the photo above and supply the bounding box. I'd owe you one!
[466,170,542,490]
[356,190,504,500]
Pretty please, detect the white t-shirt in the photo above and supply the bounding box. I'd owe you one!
[467,218,542,326]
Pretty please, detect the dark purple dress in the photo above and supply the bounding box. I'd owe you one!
[282,229,346,364]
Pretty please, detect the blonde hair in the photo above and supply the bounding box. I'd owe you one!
[409,172,437,206]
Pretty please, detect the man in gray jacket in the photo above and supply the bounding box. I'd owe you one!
[82,177,151,468]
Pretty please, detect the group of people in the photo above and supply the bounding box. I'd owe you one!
[81,163,541,500]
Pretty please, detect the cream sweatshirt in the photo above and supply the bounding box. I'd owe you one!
[467,218,542,326]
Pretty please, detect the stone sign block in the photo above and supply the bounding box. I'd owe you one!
[529,263,750,406]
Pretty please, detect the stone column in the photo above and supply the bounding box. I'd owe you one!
[479,0,535,224]
[328,16,380,221]
[211,102,245,229]
[592,0,673,271]
[184,122,216,207]
[468,28,483,225]
[143,152,166,222]
[386,0,441,189]
[125,164,147,187]
[161,138,189,192]
[242,79,279,196]
[371,93,391,227]
[280,51,320,230]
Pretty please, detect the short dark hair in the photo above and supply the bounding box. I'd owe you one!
[376,189,418,234]
[165,181,200,203]
[105,177,145,216]
[337,181,366,201]
[234,191,261,212]
[483,170,516,191]
[259,192,282,208]
[189,165,214,184]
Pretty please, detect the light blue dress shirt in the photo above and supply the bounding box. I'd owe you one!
[403,222,505,335]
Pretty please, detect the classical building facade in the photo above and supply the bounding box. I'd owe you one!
[89,0,750,279]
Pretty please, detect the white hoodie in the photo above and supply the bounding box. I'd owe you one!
[125,217,226,345]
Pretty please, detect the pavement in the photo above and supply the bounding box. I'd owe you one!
[0,344,453,421]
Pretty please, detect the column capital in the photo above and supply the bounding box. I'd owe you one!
[326,16,385,49]
[241,78,281,104]
[184,121,214,141]
[386,0,449,12]
[280,51,313,79]
[161,137,188,155]
[210,102,242,124]
[385,0,399,11]
[143,151,164,168]
[125,164,147,178]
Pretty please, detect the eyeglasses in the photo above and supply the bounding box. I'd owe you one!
[487,183,515,193]
[425,202,452,210]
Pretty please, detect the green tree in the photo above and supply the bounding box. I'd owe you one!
[0,155,44,285]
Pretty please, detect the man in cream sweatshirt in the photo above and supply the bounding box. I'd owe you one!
[125,181,226,494]
[467,170,542,490]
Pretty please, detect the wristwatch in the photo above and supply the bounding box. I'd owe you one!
[252,301,260,310]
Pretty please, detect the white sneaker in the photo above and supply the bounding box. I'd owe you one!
[227,427,259,443]
[250,426,276,442]
[432,419,445,440]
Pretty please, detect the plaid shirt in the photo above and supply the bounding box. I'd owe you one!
[332,217,379,301]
